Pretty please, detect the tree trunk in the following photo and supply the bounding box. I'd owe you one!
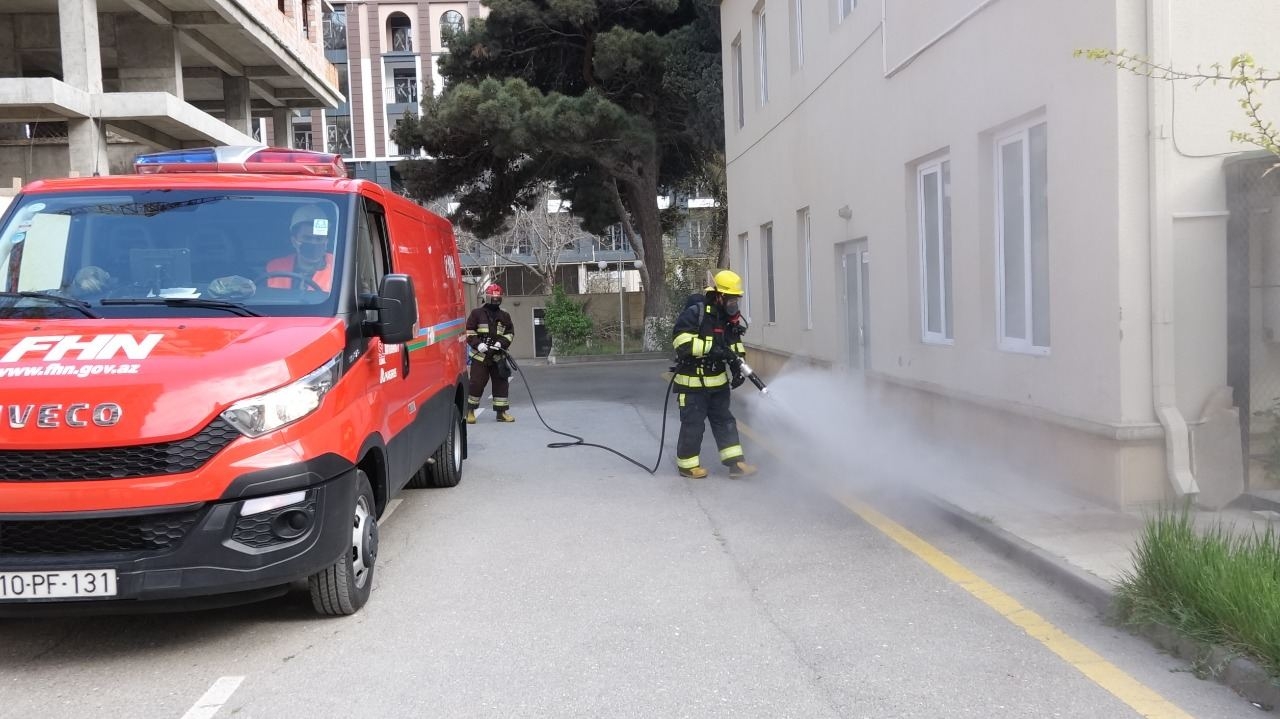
[620,155,667,351]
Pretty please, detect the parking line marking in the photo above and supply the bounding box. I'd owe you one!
[180,676,243,719]
[736,420,1195,719]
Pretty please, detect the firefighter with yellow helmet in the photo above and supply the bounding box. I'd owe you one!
[670,269,758,479]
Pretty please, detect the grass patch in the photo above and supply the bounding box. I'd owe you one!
[1115,504,1280,677]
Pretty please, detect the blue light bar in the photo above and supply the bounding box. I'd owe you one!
[134,148,219,166]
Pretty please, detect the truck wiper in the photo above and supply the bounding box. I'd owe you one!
[100,297,262,317]
[0,291,102,318]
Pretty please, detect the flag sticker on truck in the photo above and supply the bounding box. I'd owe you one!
[407,318,465,352]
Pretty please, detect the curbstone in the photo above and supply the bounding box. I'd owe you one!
[918,489,1280,710]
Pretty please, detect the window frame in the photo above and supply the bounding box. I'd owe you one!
[762,222,776,323]
[994,121,1050,355]
[737,232,752,323]
[917,157,953,345]
[836,0,855,24]
[798,207,813,330]
[790,0,804,71]
[732,36,745,129]
[754,8,768,106]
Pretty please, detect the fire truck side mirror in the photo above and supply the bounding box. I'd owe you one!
[369,274,417,345]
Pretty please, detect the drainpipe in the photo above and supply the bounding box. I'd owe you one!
[1147,0,1199,498]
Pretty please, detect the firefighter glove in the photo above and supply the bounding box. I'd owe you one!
[477,342,489,353]
[731,372,746,390]
[709,342,736,362]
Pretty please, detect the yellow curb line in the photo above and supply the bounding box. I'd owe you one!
[736,418,1195,719]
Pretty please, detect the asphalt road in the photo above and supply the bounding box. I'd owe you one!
[0,359,1259,718]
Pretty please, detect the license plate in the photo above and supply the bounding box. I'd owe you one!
[0,569,117,600]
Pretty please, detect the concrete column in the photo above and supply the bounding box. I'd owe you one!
[59,0,103,93]
[67,119,109,177]
[0,14,19,77]
[0,16,26,141]
[272,108,293,148]
[222,73,252,134]
[115,16,183,96]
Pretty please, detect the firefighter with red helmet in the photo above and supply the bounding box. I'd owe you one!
[671,270,758,479]
[465,283,516,423]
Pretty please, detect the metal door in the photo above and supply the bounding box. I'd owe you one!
[533,308,552,358]
[842,242,869,371]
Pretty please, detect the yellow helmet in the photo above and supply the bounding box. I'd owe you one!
[713,269,744,296]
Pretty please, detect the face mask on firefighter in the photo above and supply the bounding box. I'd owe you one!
[723,298,740,317]
[486,296,502,307]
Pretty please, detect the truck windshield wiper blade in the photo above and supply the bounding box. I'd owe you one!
[0,291,102,318]
[100,297,262,317]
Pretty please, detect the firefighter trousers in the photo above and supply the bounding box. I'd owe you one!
[468,361,510,411]
[675,390,744,469]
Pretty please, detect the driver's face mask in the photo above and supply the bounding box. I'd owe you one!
[294,235,327,263]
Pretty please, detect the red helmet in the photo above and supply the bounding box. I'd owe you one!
[483,284,503,302]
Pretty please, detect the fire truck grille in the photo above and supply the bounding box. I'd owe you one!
[0,509,202,555]
[0,419,240,481]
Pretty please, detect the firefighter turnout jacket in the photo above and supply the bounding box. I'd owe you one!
[672,297,747,392]
[466,304,515,363]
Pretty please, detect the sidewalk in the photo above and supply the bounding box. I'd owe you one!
[916,471,1280,708]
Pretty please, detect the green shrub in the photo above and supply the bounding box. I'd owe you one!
[1116,503,1280,677]
[543,286,593,353]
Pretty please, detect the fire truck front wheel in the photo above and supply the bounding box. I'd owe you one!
[308,469,378,616]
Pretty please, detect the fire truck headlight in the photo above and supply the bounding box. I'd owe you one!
[222,354,341,438]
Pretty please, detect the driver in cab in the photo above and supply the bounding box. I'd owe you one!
[266,205,334,292]
[207,205,333,299]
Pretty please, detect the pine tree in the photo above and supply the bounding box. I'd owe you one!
[394,0,724,349]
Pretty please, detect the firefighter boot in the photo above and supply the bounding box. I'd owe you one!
[465,408,477,424]
[679,466,709,479]
[496,410,515,423]
[727,460,758,479]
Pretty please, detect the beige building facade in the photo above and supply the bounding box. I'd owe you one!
[720,0,1280,507]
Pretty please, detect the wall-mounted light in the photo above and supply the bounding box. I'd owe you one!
[837,205,853,220]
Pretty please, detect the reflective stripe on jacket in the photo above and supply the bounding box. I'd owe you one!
[671,298,745,392]
[466,305,515,362]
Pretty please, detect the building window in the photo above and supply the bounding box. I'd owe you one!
[790,0,804,71]
[393,68,418,104]
[763,222,776,323]
[598,224,629,252]
[441,10,465,39]
[837,0,855,23]
[754,8,768,106]
[798,207,812,329]
[293,127,314,150]
[996,122,1049,352]
[301,0,312,39]
[732,36,745,129]
[919,158,953,343]
[326,117,353,157]
[324,5,347,50]
[337,63,350,105]
[737,233,752,322]
[688,218,707,250]
[387,12,413,52]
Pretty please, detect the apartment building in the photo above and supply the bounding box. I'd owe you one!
[720,0,1280,508]
[0,0,340,181]
[296,0,484,188]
